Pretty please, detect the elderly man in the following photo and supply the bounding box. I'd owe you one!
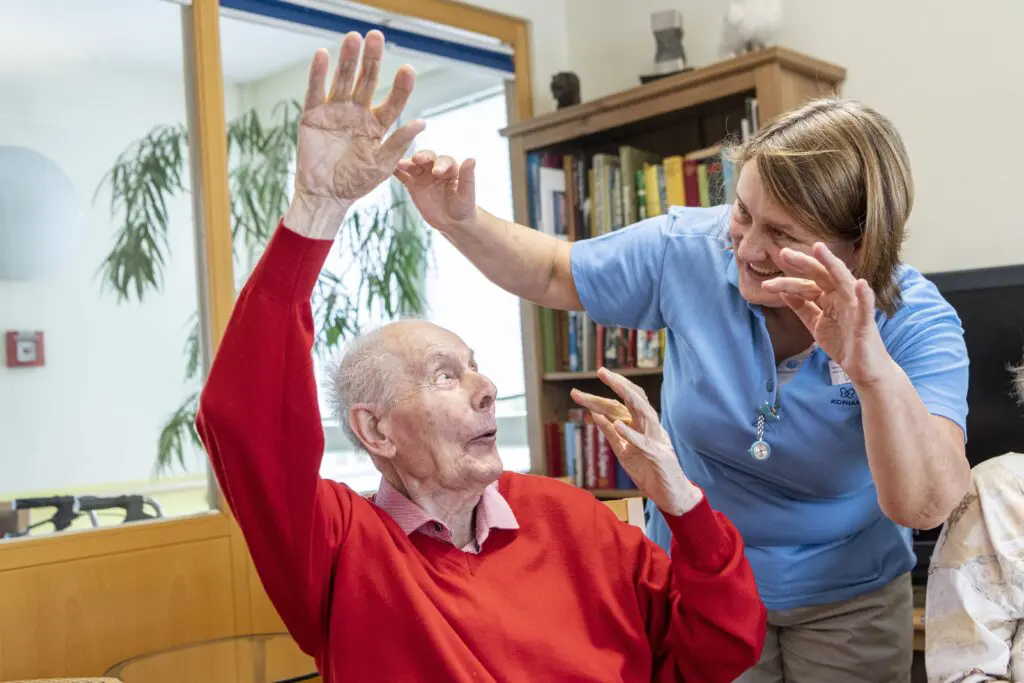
[196,31,765,683]
[925,362,1024,682]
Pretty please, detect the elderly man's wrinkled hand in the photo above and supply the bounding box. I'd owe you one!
[284,31,425,239]
[571,369,703,517]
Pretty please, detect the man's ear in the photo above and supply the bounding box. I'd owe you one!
[349,403,395,459]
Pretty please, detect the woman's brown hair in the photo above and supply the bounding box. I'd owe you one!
[725,97,914,315]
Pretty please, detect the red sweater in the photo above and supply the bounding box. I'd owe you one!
[196,223,766,683]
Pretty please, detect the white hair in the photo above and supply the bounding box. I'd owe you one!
[1012,357,1024,405]
[325,327,402,449]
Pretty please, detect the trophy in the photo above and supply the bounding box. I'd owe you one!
[641,9,691,83]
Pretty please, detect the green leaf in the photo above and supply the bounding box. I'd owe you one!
[94,122,188,303]
[155,392,202,476]
[184,312,201,382]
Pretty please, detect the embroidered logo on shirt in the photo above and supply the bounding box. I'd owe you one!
[831,385,860,407]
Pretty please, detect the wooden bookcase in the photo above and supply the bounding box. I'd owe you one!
[500,47,846,494]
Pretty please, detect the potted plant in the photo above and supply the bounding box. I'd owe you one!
[95,99,429,474]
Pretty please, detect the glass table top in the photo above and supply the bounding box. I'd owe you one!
[103,632,319,683]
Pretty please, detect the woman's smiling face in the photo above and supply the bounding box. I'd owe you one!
[729,156,859,307]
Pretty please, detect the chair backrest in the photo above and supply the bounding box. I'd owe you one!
[552,477,647,532]
[603,497,646,532]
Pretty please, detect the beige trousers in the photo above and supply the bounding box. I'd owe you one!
[735,572,914,683]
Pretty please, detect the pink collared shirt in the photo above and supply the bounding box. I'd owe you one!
[372,478,520,553]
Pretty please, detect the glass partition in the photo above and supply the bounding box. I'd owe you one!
[0,0,216,540]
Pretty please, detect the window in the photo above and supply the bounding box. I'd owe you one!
[311,179,399,416]
[281,159,407,491]
[0,0,215,539]
[415,89,529,473]
[313,180,407,493]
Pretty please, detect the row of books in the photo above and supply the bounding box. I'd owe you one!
[527,142,736,244]
[545,408,637,486]
[526,95,759,244]
[542,310,665,373]
[528,143,735,374]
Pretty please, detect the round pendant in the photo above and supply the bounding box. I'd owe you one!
[749,439,771,461]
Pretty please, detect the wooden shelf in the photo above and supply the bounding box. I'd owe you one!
[501,46,846,152]
[554,480,643,501]
[589,488,643,500]
[543,366,663,381]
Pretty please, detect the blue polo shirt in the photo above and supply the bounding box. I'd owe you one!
[569,204,969,611]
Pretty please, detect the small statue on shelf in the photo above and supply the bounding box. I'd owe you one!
[550,71,581,109]
[720,0,783,58]
[652,9,689,74]
[639,9,693,84]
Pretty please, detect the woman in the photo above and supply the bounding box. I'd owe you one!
[395,97,971,682]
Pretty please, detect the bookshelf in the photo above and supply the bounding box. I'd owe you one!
[499,47,846,494]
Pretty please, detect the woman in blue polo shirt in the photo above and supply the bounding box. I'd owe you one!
[395,97,971,682]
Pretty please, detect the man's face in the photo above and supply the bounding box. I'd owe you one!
[380,322,502,490]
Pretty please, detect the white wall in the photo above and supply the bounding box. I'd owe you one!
[559,0,1024,273]
[464,0,571,117]
[0,63,243,496]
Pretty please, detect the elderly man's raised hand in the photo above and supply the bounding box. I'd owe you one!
[284,31,425,240]
[571,369,703,517]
